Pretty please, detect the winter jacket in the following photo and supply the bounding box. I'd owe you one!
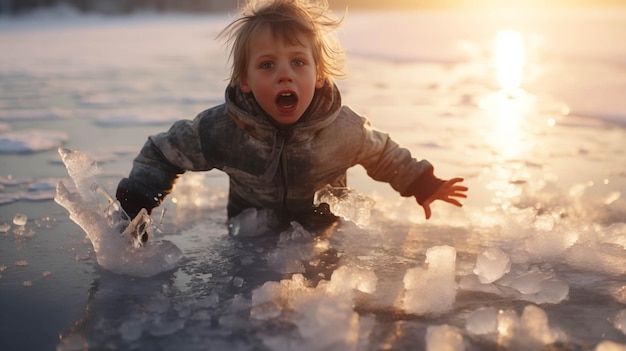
[116,82,443,225]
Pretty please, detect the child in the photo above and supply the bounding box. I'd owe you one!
[116,0,467,236]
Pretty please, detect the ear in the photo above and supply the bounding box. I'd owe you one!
[240,78,251,93]
[315,75,324,89]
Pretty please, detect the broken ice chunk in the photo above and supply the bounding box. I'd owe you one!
[473,247,511,284]
[313,184,375,227]
[402,245,457,315]
[122,208,152,248]
[327,265,377,295]
[54,148,183,277]
[12,213,27,226]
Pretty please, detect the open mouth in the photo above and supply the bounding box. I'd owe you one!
[276,91,298,112]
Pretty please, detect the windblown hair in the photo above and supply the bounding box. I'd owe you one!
[219,0,345,87]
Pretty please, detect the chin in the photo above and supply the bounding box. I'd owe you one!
[271,113,301,126]
[276,118,300,126]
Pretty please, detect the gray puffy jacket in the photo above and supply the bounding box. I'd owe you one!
[116,82,442,224]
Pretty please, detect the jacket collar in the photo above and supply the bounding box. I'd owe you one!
[224,81,342,144]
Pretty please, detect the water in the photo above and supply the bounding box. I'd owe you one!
[1,5,626,351]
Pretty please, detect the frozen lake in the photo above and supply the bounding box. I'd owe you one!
[1,5,626,351]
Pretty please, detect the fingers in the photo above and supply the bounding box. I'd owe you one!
[420,177,468,219]
[444,178,468,202]
[449,188,467,198]
[442,197,463,207]
[445,178,468,191]
[423,203,432,219]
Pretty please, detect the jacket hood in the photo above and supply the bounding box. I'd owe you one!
[224,81,342,144]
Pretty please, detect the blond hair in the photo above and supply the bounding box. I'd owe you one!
[219,0,345,87]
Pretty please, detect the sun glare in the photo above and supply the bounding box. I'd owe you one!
[479,29,535,162]
[494,30,526,93]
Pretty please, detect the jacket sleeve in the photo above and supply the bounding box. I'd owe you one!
[116,113,214,218]
[353,111,444,204]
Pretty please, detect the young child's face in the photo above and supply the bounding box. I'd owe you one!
[240,25,324,126]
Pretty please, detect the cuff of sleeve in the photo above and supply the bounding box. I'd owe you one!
[407,168,445,205]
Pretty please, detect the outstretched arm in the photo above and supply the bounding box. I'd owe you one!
[418,177,467,219]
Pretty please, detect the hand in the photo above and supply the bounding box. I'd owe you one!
[419,177,467,219]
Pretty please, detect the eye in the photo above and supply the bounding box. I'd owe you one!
[259,61,274,70]
[292,59,306,67]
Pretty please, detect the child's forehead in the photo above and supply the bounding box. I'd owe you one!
[250,23,314,48]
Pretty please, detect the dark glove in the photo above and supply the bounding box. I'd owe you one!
[406,167,445,205]
[115,178,161,220]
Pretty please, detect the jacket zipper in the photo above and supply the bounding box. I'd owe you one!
[277,130,290,209]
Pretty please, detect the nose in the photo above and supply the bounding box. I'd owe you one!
[277,64,293,84]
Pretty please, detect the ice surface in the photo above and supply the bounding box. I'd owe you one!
[402,245,457,315]
[313,184,375,227]
[54,148,183,277]
[93,107,181,126]
[0,109,65,121]
[119,319,143,342]
[0,176,60,204]
[0,129,68,153]
[566,242,626,275]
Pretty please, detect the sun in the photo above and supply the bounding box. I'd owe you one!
[494,30,526,93]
